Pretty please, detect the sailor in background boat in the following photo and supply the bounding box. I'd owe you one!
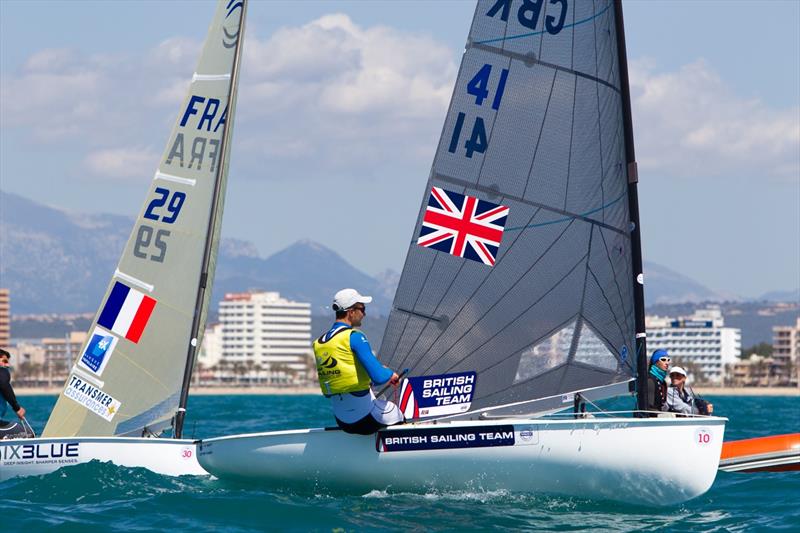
[645,349,670,415]
[313,289,404,435]
[666,366,713,416]
[0,348,30,439]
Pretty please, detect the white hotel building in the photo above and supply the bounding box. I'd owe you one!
[202,291,312,380]
[646,307,741,384]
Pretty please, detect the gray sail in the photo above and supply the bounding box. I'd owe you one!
[43,0,246,438]
[380,0,636,416]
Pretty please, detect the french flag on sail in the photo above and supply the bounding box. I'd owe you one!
[97,281,157,344]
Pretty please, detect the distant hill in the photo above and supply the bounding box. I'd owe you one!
[0,191,392,315]
[1,191,796,321]
[758,289,800,303]
[642,261,729,304]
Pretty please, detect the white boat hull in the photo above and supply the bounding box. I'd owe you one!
[199,417,726,505]
[0,437,208,481]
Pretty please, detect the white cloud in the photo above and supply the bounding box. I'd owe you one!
[1,14,456,182]
[84,146,159,180]
[630,59,800,181]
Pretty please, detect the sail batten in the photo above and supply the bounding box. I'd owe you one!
[381,0,636,416]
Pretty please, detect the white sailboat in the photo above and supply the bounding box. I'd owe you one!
[197,0,726,505]
[1,0,247,481]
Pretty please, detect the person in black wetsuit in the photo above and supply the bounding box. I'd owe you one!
[645,349,670,415]
[1,348,29,439]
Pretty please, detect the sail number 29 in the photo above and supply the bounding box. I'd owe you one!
[448,64,508,158]
[134,187,186,263]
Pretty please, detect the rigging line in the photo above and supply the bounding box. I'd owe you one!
[430,249,589,377]
[475,2,612,45]
[507,191,626,233]
[392,204,544,372]
[387,11,513,368]
[592,0,607,223]
[556,223,593,394]
[470,42,619,94]
[475,314,580,395]
[580,312,627,374]
[521,68,558,200]
[382,0,487,361]
[597,225,633,331]
[433,172,627,236]
[390,45,516,369]
[417,223,580,376]
[393,203,555,371]
[563,16,579,214]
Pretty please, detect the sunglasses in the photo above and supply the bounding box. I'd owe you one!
[658,357,671,363]
[351,305,366,313]
[670,374,685,378]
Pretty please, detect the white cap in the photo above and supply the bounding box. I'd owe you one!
[669,366,687,377]
[332,288,372,311]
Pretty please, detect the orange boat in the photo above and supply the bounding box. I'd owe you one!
[719,433,800,473]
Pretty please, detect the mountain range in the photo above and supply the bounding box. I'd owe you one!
[1,191,797,315]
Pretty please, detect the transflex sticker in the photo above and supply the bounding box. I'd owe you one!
[64,375,121,422]
[398,371,476,419]
[78,326,118,376]
[377,425,515,452]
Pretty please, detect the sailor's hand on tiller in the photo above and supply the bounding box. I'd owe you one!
[16,406,26,419]
[389,372,400,386]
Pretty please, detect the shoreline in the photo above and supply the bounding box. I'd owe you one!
[14,385,799,397]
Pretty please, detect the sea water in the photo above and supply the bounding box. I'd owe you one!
[2,395,798,532]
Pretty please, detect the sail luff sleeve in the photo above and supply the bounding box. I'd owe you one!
[380,0,637,416]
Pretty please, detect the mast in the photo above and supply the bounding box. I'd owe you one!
[174,0,248,439]
[613,0,648,412]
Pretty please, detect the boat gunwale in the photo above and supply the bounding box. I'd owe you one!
[198,415,728,443]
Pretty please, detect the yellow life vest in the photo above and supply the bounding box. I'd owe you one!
[313,325,371,395]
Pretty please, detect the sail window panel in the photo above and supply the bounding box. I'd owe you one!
[557,364,623,401]
[478,363,573,414]
[384,204,580,369]
[426,247,587,379]
[522,71,575,208]
[514,319,576,382]
[578,230,635,372]
[572,320,620,372]
[477,60,560,199]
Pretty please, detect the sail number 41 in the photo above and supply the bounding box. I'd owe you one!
[448,64,508,158]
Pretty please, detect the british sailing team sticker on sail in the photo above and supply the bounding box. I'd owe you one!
[97,281,157,344]
[398,371,476,419]
[417,187,509,266]
[77,326,118,376]
[377,425,515,452]
[64,375,122,422]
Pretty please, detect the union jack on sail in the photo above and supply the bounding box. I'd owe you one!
[417,187,509,266]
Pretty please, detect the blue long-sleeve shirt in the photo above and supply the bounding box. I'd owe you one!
[327,322,393,385]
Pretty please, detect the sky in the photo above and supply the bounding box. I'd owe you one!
[1,0,798,299]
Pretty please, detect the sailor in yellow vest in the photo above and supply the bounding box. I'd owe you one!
[314,288,404,434]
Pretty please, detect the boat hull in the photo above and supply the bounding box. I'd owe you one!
[719,433,800,473]
[199,417,726,505]
[0,436,208,481]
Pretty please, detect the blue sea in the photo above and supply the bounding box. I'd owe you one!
[3,394,798,532]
